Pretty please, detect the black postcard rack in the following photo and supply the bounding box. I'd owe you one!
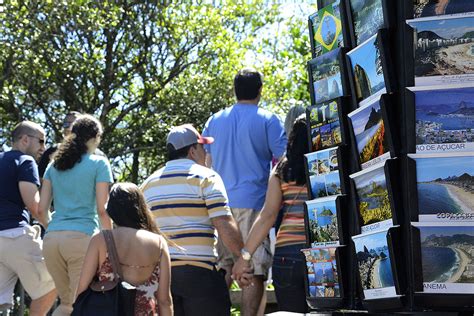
[300,0,474,313]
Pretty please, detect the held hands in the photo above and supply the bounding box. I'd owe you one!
[231,257,254,287]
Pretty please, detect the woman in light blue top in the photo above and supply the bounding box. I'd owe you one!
[38,114,113,316]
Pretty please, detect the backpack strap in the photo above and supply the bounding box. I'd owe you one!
[102,230,124,281]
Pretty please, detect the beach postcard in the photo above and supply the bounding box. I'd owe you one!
[407,14,474,86]
[410,84,474,154]
[310,0,344,57]
[350,161,393,233]
[347,34,386,104]
[349,0,385,45]
[409,153,474,222]
[352,229,398,299]
[310,49,344,104]
[348,96,390,168]
[307,99,342,151]
[302,246,341,298]
[306,196,340,247]
[414,0,474,19]
[413,222,474,294]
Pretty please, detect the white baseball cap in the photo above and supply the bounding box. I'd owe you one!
[166,124,214,150]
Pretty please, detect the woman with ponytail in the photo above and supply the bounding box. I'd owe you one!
[39,114,113,316]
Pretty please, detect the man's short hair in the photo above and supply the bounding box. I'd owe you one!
[11,121,43,143]
[65,111,81,119]
[167,143,196,161]
[234,68,263,101]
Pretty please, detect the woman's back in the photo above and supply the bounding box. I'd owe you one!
[98,227,162,284]
[275,181,308,248]
[44,153,113,235]
[96,227,164,315]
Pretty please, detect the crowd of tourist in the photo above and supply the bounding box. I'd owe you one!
[0,69,310,316]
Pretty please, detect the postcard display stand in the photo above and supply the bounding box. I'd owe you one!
[404,0,474,311]
[302,0,474,314]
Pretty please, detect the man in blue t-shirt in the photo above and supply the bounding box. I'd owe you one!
[202,68,287,315]
[0,121,56,314]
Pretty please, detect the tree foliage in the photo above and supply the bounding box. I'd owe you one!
[0,1,311,182]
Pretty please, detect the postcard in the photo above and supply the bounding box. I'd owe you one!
[409,84,474,154]
[310,0,344,57]
[347,34,387,104]
[408,153,474,222]
[307,147,342,199]
[352,229,398,299]
[413,222,474,294]
[306,196,340,247]
[350,161,394,233]
[348,95,390,169]
[306,151,319,177]
[302,246,341,298]
[348,0,385,45]
[414,0,474,19]
[307,99,342,152]
[309,49,344,104]
[407,14,474,86]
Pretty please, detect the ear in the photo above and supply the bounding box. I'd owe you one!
[187,146,196,160]
[20,134,30,146]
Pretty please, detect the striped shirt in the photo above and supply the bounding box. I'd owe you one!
[275,181,308,248]
[141,159,231,270]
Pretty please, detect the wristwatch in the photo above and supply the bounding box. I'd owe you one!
[240,248,251,261]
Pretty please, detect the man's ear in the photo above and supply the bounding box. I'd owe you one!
[187,145,196,160]
[20,134,30,146]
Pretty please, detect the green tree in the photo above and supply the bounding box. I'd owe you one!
[1,1,312,181]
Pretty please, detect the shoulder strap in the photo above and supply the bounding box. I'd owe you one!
[102,230,124,280]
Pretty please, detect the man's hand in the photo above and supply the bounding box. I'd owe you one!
[231,257,254,287]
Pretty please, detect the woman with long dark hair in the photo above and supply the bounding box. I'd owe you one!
[232,115,310,313]
[76,183,172,316]
[38,114,113,316]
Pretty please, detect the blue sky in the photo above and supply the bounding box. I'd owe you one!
[348,35,384,90]
[411,16,474,39]
[420,225,474,241]
[354,164,386,188]
[317,148,330,160]
[416,87,474,105]
[354,230,388,252]
[351,98,381,135]
[416,156,474,182]
[326,171,340,185]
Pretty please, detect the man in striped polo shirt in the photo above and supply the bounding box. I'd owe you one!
[141,124,248,316]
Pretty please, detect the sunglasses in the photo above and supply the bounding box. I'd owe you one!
[63,121,73,128]
[27,135,45,145]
